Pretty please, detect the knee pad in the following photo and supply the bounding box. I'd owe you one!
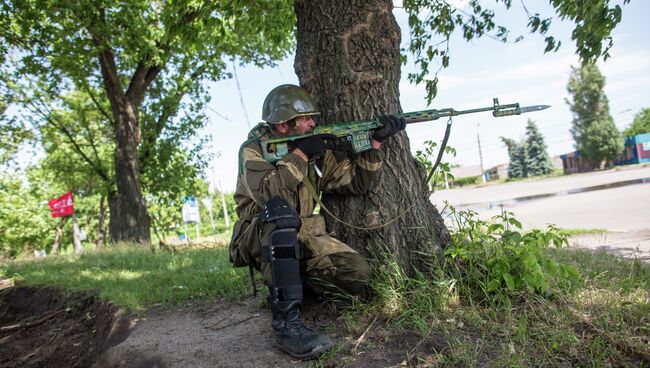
[260,197,302,303]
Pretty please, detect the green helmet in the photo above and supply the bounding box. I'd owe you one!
[262,84,320,124]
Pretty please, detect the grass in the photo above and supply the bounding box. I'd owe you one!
[313,247,650,367]
[0,241,253,310]
[2,219,648,366]
[558,228,608,236]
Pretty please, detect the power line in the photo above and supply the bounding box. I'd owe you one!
[205,105,232,122]
[232,57,251,128]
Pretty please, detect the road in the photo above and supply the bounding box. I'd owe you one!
[431,165,650,261]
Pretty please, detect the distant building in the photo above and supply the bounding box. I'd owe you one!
[484,163,508,181]
[450,164,483,179]
[615,133,650,165]
[560,151,594,174]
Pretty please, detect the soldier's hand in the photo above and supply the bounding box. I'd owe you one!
[372,115,406,142]
[293,135,327,159]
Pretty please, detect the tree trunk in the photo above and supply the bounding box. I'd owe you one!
[51,218,66,255]
[294,0,450,274]
[107,99,151,244]
[97,194,106,248]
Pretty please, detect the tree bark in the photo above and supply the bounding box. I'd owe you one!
[294,0,450,274]
[51,218,66,255]
[97,194,106,248]
[93,32,151,245]
[105,97,151,244]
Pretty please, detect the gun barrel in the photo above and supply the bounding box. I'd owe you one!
[400,102,521,125]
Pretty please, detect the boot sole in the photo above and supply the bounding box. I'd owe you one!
[277,340,334,360]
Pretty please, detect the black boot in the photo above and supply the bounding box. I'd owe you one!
[269,299,333,359]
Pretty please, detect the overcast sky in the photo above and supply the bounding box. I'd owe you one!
[200,0,649,192]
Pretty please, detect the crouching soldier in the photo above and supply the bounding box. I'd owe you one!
[228,84,405,359]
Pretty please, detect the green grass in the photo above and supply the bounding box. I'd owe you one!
[313,247,650,367]
[2,215,648,366]
[559,228,608,236]
[0,242,252,310]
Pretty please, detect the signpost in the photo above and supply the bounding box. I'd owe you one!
[182,195,200,242]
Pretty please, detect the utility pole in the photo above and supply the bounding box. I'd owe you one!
[477,122,486,183]
[218,179,230,228]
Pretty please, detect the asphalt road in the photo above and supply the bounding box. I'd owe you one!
[431,165,650,260]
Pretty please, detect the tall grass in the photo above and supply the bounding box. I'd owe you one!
[317,209,650,367]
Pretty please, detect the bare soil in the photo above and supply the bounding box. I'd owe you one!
[0,285,440,368]
[0,285,132,368]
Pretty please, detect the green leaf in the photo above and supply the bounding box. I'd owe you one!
[508,217,522,229]
[487,278,501,292]
[503,273,515,291]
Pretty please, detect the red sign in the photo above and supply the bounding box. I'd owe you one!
[48,192,74,218]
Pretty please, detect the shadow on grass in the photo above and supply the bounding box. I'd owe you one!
[0,245,252,310]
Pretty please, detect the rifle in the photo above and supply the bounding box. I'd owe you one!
[260,98,550,164]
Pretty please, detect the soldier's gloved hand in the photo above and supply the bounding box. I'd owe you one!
[293,135,327,159]
[372,115,406,142]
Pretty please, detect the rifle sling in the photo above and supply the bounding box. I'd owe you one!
[301,175,415,231]
[424,117,453,189]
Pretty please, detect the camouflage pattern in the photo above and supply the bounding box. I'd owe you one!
[261,84,320,124]
[229,124,382,296]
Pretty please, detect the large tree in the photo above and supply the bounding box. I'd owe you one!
[624,108,650,137]
[566,63,623,168]
[501,137,527,179]
[1,0,295,243]
[294,0,627,274]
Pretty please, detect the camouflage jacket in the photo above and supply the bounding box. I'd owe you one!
[232,122,382,227]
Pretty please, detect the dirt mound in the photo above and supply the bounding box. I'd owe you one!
[0,285,132,368]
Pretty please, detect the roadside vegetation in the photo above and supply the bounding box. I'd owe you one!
[2,209,648,366]
[0,239,251,310]
[312,210,649,367]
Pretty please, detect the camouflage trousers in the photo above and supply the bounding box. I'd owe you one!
[230,214,370,297]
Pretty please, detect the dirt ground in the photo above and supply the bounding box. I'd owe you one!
[0,285,132,368]
[0,284,439,368]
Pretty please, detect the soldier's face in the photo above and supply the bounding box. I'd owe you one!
[293,116,316,135]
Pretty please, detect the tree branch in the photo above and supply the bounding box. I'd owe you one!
[81,109,105,171]
[139,65,207,172]
[28,93,111,183]
[88,9,125,106]
[83,84,114,127]
[125,63,162,106]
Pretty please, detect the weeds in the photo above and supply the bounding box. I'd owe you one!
[335,207,649,367]
[445,208,581,305]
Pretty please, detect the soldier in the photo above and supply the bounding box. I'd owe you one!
[228,84,405,359]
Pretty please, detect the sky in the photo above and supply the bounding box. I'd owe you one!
[201,0,650,192]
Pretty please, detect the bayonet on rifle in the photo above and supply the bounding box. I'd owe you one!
[260,98,550,164]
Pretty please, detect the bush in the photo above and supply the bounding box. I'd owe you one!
[451,175,480,187]
[444,209,581,305]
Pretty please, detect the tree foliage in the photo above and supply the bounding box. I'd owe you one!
[501,137,527,179]
[501,120,552,179]
[566,63,623,167]
[402,0,629,102]
[1,0,296,243]
[624,108,650,137]
[524,120,553,176]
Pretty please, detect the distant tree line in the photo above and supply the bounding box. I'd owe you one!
[501,120,553,179]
